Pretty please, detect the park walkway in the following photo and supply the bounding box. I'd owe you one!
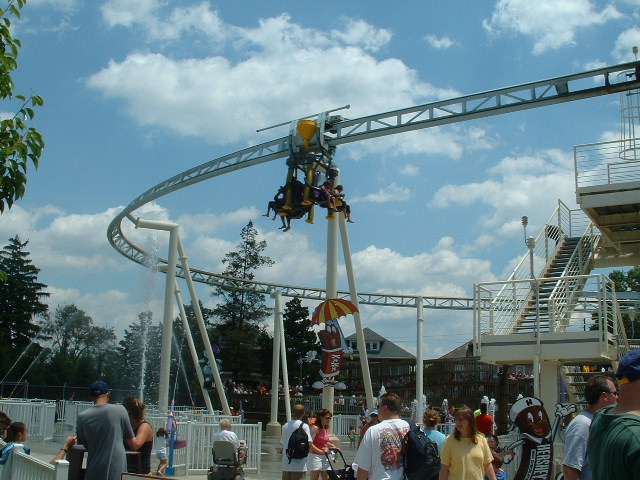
[27,435,359,480]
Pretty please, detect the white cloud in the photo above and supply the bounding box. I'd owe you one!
[87,12,455,145]
[352,239,495,293]
[100,0,162,29]
[400,164,420,177]
[344,124,495,163]
[331,18,393,52]
[612,27,640,63]
[424,34,459,50]
[483,0,621,55]
[430,148,576,247]
[350,183,411,204]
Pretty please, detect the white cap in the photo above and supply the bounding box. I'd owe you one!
[509,396,543,422]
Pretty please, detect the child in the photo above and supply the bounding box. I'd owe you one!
[321,181,336,218]
[485,456,507,480]
[0,422,29,465]
[155,427,169,476]
[348,425,357,447]
[333,185,354,223]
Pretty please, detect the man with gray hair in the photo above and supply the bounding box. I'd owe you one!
[213,418,246,464]
[213,418,240,449]
[562,374,617,480]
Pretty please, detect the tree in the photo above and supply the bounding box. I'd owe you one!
[111,310,162,401]
[39,304,117,386]
[211,220,274,381]
[610,267,640,340]
[0,235,48,374]
[282,297,320,383]
[0,0,45,213]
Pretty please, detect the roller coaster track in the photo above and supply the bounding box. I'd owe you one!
[108,61,640,309]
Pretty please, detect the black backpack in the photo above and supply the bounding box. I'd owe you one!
[402,421,440,480]
[286,422,309,463]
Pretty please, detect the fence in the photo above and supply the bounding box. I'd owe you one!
[138,415,262,475]
[0,442,68,480]
[0,401,56,442]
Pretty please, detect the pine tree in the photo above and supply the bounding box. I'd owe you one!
[0,236,49,362]
[211,220,274,381]
[282,297,320,383]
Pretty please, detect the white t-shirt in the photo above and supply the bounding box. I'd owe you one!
[354,418,410,480]
[280,419,312,472]
[213,429,240,449]
[563,410,593,480]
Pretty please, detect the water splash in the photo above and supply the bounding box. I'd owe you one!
[138,232,160,402]
[171,331,194,406]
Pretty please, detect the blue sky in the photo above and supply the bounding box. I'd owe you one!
[1,0,639,360]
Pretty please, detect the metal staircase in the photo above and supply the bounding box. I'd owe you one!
[474,201,629,380]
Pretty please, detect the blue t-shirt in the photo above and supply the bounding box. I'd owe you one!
[0,443,30,465]
[425,429,447,453]
[485,470,506,480]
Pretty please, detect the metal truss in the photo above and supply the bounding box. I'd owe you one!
[108,61,640,311]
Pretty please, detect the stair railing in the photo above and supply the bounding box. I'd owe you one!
[546,220,600,330]
[483,201,577,336]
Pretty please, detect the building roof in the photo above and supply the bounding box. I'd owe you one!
[438,341,474,359]
[345,327,415,360]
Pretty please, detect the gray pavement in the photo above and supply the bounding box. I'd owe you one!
[29,436,359,480]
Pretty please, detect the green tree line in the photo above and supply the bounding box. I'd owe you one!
[0,222,320,404]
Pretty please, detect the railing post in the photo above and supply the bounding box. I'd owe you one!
[54,460,70,480]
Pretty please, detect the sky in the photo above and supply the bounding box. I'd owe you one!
[1,0,639,364]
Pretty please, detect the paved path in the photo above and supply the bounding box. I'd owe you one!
[29,436,359,480]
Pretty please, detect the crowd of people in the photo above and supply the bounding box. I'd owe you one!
[2,348,640,480]
[279,348,640,480]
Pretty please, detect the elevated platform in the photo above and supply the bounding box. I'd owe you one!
[478,330,617,365]
[574,140,640,263]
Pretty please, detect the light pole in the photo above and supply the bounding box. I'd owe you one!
[629,306,636,340]
[527,236,536,279]
[521,216,529,242]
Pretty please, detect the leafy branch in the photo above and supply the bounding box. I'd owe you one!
[0,0,45,213]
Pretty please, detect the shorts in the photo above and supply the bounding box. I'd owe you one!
[307,452,329,471]
[157,451,168,461]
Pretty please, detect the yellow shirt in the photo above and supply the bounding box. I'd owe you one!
[440,433,493,480]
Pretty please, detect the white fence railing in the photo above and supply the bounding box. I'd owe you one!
[0,401,56,442]
[138,416,262,475]
[574,137,640,188]
[476,273,630,364]
[0,442,68,480]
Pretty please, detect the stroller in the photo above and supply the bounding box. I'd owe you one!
[207,440,246,480]
[325,449,355,480]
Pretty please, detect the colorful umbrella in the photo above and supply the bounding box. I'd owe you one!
[312,298,359,325]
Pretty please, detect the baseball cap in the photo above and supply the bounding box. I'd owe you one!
[89,380,110,396]
[509,396,542,422]
[616,349,640,385]
[369,409,378,416]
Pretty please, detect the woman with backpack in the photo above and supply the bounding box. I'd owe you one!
[307,409,340,480]
[439,407,497,480]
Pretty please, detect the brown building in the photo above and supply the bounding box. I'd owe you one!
[341,328,416,399]
[340,331,533,431]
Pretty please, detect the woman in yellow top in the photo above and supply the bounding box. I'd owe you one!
[439,407,497,480]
